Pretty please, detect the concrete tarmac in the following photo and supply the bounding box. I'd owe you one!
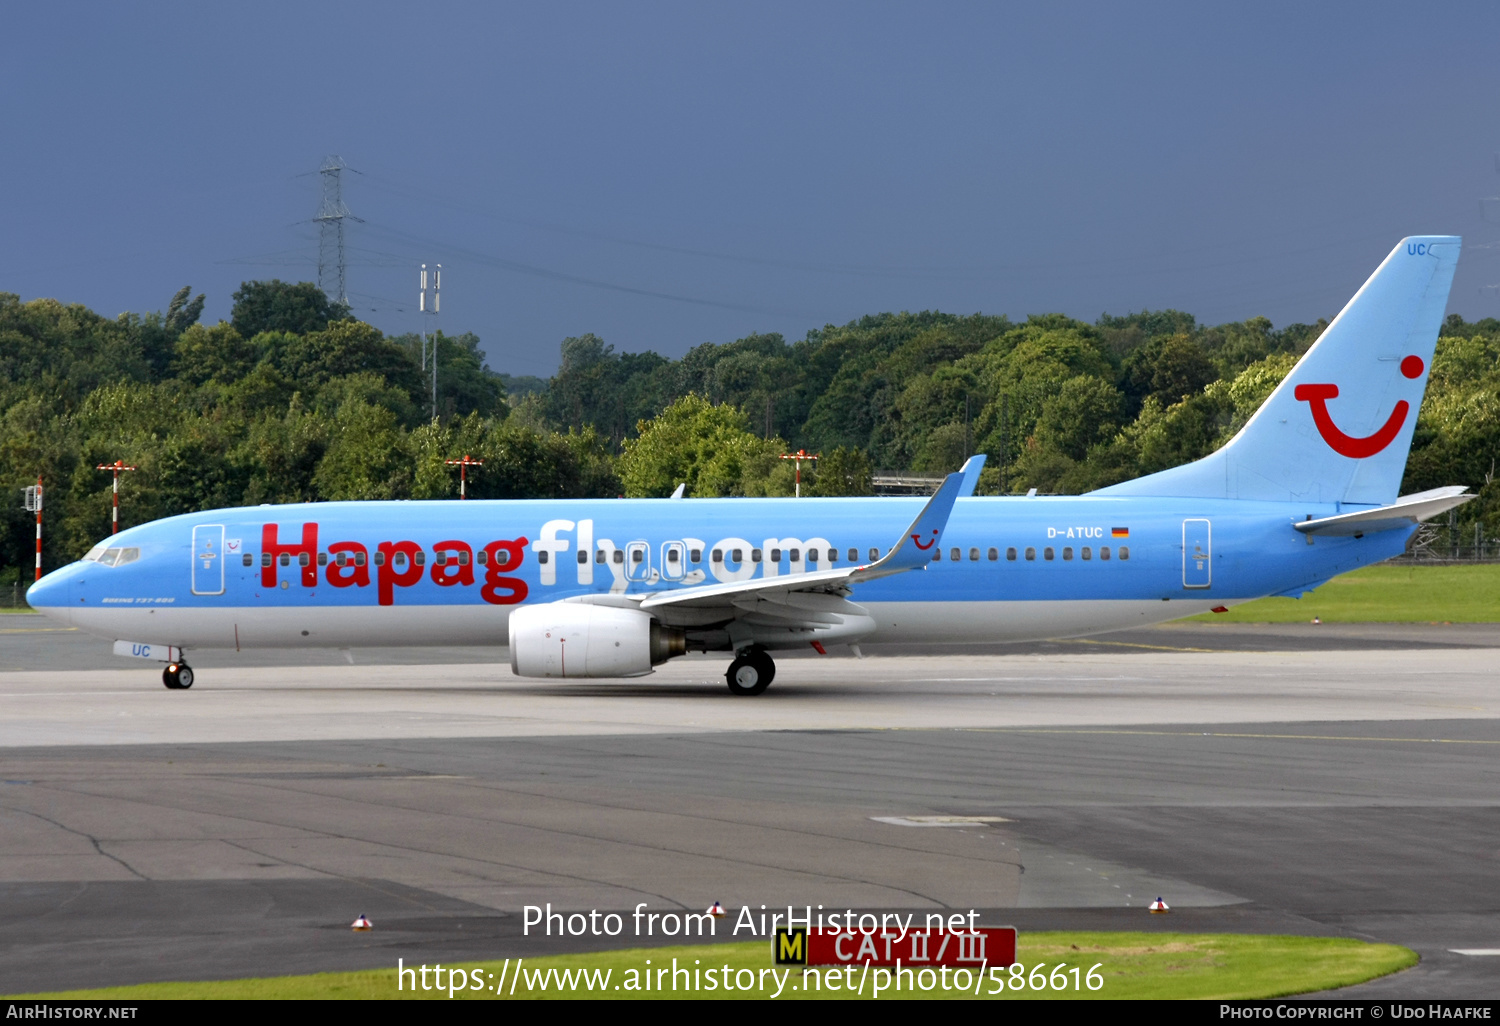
[0,620,1496,997]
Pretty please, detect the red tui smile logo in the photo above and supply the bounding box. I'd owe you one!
[1293,355,1424,459]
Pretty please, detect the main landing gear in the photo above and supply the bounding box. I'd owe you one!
[162,661,194,690]
[725,647,775,696]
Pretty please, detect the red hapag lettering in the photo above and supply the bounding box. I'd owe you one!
[376,541,424,605]
[262,523,318,588]
[326,541,370,588]
[481,538,529,605]
[431,540,475,587]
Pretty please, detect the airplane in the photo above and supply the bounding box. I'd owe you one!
[25,236,1473,695]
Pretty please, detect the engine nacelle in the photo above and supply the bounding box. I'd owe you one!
[509,602,686,678]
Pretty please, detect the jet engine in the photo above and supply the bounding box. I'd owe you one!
[509,602,686,678]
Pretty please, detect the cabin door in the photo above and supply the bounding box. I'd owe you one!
[1182,519,1211,589]
[191,524,226,596]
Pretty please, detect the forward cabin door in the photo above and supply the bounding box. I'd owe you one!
[192,524,226,596]
[1182,518,1211,589]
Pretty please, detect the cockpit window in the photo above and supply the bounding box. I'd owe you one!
[89,547,140,567]
[84,543,109,562]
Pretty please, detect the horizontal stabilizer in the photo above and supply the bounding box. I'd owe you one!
[1293,486,1474,536]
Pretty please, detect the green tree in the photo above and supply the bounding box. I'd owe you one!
[619,394,789,498]
[807,446,873,496]
[230,280,349,338]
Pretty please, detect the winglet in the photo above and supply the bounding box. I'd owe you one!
[670,482,686,499]
[958,454,986,497]
[854,468,966,580]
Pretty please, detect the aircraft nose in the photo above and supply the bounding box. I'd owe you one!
[26,568,73,623]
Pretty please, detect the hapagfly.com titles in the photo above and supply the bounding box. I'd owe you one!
[523,903,984,939]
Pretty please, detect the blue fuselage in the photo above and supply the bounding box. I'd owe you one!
[28,494,1407,651]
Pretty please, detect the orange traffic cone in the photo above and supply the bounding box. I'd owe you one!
[351,914,373,931]
[1148,898,1169,913]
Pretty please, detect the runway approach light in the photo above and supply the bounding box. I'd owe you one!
[706,902,726,918]
[1148,898,1170,913]
[351,914,373,931]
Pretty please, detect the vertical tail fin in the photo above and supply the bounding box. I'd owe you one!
[1095,236,1460,505]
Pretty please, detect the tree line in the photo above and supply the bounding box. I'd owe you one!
[3,279,1497,582]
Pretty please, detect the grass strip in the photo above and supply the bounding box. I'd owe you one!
[1186,563,1500,623]
[13,932,1414,1000]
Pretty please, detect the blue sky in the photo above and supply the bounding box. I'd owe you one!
[4,2,1499,376]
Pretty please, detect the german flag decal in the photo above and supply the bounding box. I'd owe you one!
[1111,527,1130,538]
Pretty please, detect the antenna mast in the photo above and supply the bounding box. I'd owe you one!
[420,262,441,420]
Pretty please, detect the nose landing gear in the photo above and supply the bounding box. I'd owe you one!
[162,662,194,690]
[725,647,774,696]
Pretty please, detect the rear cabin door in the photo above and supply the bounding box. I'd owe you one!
[192,524,226,595]
[1182,518,1211,589]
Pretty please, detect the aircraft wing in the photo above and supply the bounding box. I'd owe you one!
[1293,485,1474,536]
[635,458,974,614]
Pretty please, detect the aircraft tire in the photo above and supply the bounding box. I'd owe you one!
[725,648,774,696]
[162,663,193,690]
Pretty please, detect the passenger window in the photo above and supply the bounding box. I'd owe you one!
[988,548,998,561]
[1007,547,1017,561]
[533,552,545,565]
[458,551,469,566]
[807,550,818,565]
[751,548,762,563]
[299,552,311,567]
[789,549,799,562]
[575,550,587,564]
[634,549,645,563]
[1120,546,1130,560]
[478,550,489,565]
[771,548,782,562]
[848,548,858,562]
[334,552,347,567]
[394,552,407,566]
[712,549,723,563]
[1082,547,1091,561]
[828,548,837,562]
[970,548,980,561]
[596,550,606,564]
[1044,547,1055,561]
[243,554,253,567]
[438,552,449,566]
[355,551,365,567]
[613,550,624,564]
[1062,547,1073,561]
[932,548,942,561]
[414,550,425,566]
[667,549,679,563]
[374,552,386,566]
[690,548,701,562]
[262,553,272,568]
[950,547,960,561]
[280,553,291,567]
[869,548,880,561]
[1024,547,1035,561]
[317,552,328,566]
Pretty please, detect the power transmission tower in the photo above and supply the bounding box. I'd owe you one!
[314,155,362,304]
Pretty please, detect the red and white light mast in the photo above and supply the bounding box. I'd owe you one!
[96,460,138,535]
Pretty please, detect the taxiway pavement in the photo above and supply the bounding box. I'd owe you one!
[0,620,1495,997]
